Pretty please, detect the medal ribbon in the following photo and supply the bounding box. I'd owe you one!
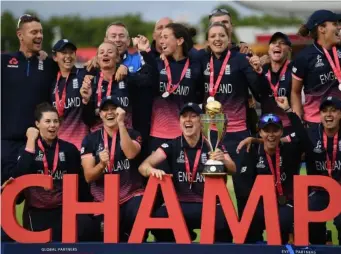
[37,139,60,175]
[323,132,338,177]
[97,72,113,108]
[209,51,231,97]
[54,72,69,117]
[266,60,290,98]
[322,47,341,84]
[103,129,118,173]
[265,147,284,196]
[164,58,190,95]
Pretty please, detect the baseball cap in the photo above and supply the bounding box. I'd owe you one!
[52,39,77,53]
[305,10,341,31]
[269,32,292,47]
[258,114,283,130]
[179,102,203,116]
[99,96,121,111]
[319,96,341,111]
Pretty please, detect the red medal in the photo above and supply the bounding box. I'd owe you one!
[266,60,290,98]
[54,72,69,117]
[37,139,60,175]
[103,129,118,173]
[322,47,341,91]
[183,138,203,189]
[265,147,284,200]
[208,51,231,101]
[97,72,113,108]
[323,132,339,177]
[162,58,190,98]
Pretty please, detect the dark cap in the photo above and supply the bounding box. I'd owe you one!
[269,32,292,47]
[52,39,77,53]
[179,102,203,116]
[99,96,121,111]
[258,114,283,130]
[305,10,341,31]
[319,96,341,111]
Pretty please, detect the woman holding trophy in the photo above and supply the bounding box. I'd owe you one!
[139,102,236,242]
[199,22,270,217]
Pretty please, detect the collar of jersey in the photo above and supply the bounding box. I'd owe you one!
[181,134,203,149]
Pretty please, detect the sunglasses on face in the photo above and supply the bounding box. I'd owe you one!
[259,114,281,125]
[209,9,230,19]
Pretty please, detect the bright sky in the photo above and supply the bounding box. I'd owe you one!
[1,1,259,25]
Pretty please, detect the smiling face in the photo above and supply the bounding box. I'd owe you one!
[268,38,291,63]
[97,42,118,70]
[53,47,76,71]
[100,103,118,128]
[160,27,184,57]
[105,25,130,55]
[36,111,60,142]
[319,21,341,45]
[260,124,283,150]
[207,25,229,55]
[320,105,341,130]
[180,111,201,138]
[17,21,43,53]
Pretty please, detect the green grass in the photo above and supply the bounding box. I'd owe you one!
[15,167,338,244]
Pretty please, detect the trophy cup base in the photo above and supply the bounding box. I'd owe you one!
[201,160,227,176]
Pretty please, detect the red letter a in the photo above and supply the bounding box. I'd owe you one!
[129,175,191,243]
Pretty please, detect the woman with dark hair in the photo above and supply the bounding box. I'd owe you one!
[13,103,92,241]
[50,39,89,150]
[134,23,203,173]
[199,22,270,217]
[291,10,341,128]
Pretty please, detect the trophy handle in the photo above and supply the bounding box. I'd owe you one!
[214,113,227,150]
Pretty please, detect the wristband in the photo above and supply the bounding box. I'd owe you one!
[285,107,292,112]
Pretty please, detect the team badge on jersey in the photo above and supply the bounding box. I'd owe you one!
[7,57,19,68]
[160,68,167,75]
[185,68,191,78]
[119,81,125,89]
[256,156,265,169]
[72,78,79,89]
[177,151,185,163]
[201,153,208,164]
[313,140,322,153]
[225,65,231,75]
[59,152,65,162]
[161,143,169,148]
[38,60,44,71]
[292,66,297,73]
[204,63,210,76]
[315,55,324,68]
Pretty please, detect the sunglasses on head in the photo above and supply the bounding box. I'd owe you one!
[259,114,281,125]
[17,14,32,29]
[209,9,230,19]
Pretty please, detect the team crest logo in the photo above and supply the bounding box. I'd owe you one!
[256,156,265,168]
[315,55,324,68]
[8,57,19,68]
[204,63,210,76]
[119,81,125,89]
[313,140,322,153]
[185,68,191,78]
[201,153,207,164]
[59,152,65,162]
[35,150,44,161]
[225,65,230,75]
[160,68,167,75]
[38,60,44,71]
[72,79,79,89]
[177,151,185,163]
[280,74,285,81]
